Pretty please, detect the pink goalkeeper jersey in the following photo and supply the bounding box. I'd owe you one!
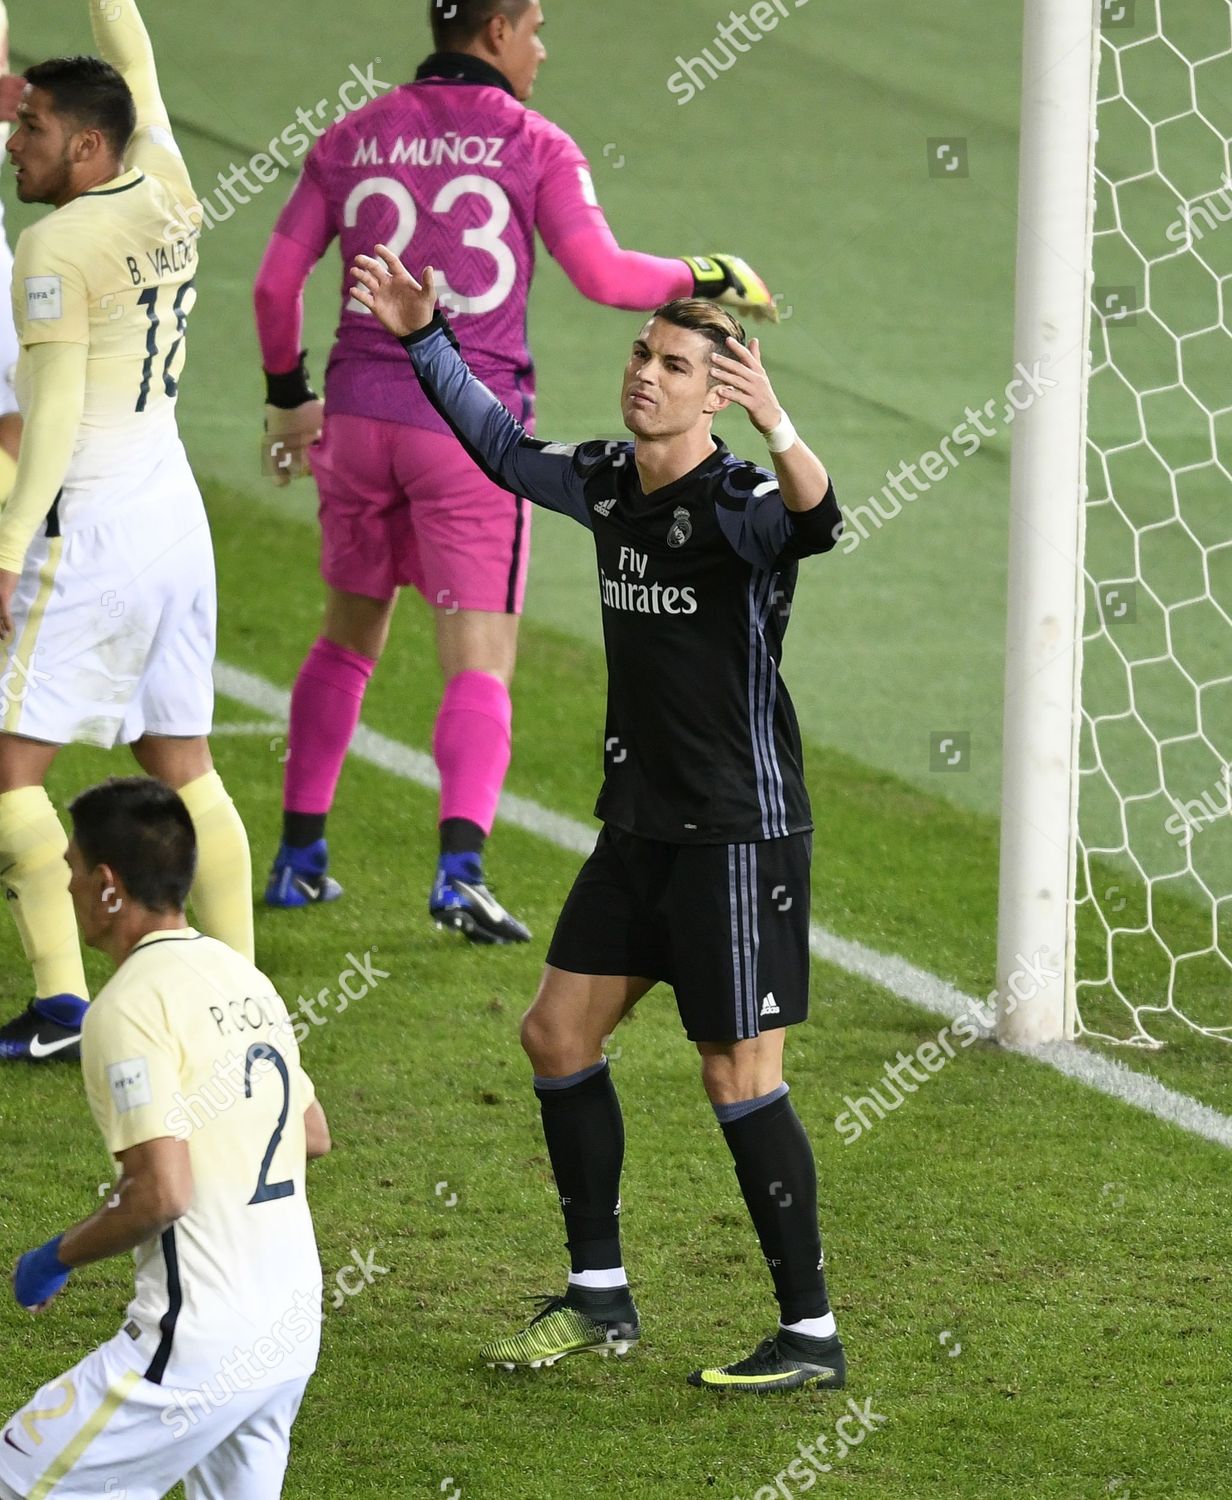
[273,72,612,433]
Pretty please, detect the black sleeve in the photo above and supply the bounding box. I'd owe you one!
[401,314,592,527]
[713,459,843,567]
[782,481,843,560]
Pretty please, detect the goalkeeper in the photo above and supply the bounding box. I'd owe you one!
[254,0,776,946]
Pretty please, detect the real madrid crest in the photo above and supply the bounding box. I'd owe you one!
[667,507,692,549]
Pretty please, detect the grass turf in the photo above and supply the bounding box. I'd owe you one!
[1,0,1231,1495]
[3,482,1231,1499]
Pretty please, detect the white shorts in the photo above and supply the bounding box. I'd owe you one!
[0,475,217,749]
[0,1331,309,1500]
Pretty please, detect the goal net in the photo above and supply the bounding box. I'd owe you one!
[995,0,1232,1048]
[1077,0,1232,1046]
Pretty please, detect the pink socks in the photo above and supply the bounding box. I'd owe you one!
[284,650,511,845]
[432,670,513,835]
[283,638,376,816]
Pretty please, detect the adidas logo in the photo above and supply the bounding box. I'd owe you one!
[760,992,781,1017]
[593,497,617,517]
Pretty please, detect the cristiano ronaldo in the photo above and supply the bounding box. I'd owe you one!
[354,244,846,1392]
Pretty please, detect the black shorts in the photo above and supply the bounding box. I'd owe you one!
[546,825,812,1044]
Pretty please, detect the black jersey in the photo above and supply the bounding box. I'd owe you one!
[404,314,843,844]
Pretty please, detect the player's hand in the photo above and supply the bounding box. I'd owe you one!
[12,1239,71,1312]
[0,75,26,123]
[710,337,783,434]
[684,254,779,324]
[350,247,438,340]
[0,567,19,641]
[261,401,324,486]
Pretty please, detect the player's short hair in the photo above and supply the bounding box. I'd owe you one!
[651,299,748,364]
[23,55,137,159]
[69,777,197,915]
[429,0,534,51]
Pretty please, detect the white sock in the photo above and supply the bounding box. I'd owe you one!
[567,1267,628,1290]
[780,1312,837,1340]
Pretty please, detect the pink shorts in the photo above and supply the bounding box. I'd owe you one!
[311,414,532,612]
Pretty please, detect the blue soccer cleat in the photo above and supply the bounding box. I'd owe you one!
[430,853,530,945]
[0,994,88,1063]
[264,839,344,908]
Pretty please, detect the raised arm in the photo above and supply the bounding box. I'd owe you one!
[351,248,591,525]
[534,125,778,321]
[709,336,843,568]
[89,0,192,196]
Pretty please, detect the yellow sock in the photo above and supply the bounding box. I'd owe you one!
[179,770,254,961]
[0,448,17,507]
[0,786,88,1000]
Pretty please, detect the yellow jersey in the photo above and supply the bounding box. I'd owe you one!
[0,0,204,568]
[82,929,322,1389]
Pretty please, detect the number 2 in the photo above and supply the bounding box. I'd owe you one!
[244,1042,295,1205]
[20,1380,75,1446]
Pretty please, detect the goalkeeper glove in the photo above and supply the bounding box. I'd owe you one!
[683,254,779,324]
[262,352,324,486]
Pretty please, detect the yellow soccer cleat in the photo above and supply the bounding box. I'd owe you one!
[689,1330,846,1393]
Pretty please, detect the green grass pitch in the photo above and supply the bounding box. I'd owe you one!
[2,3,1231,1496]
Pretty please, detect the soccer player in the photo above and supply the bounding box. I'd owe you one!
[256,0,778,943]
[352,246,846,1391]
[0,0,253,1063]
[0,777,327,1500]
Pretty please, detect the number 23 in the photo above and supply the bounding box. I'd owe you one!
[343,175,516,317]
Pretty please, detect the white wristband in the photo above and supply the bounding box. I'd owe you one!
[765,411,797,454]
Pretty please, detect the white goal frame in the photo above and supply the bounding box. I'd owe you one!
[995,0,1102,1044]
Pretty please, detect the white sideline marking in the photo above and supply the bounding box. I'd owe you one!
[212,720,286,736]
[812,928,1232,1151]
[215,659,1232,1153]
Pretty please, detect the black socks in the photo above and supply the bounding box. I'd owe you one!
[440,817,486,857]
[717,1087,830,1324]
[534,1061,625,1274]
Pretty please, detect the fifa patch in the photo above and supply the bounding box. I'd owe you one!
[25,275,63,322]
[146,124,184,159]
[667,507,693,548]
[108,1057,153,1114]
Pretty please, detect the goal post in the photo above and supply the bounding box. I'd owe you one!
[1000,0,1232,1048]
[995,0,1102,1045]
